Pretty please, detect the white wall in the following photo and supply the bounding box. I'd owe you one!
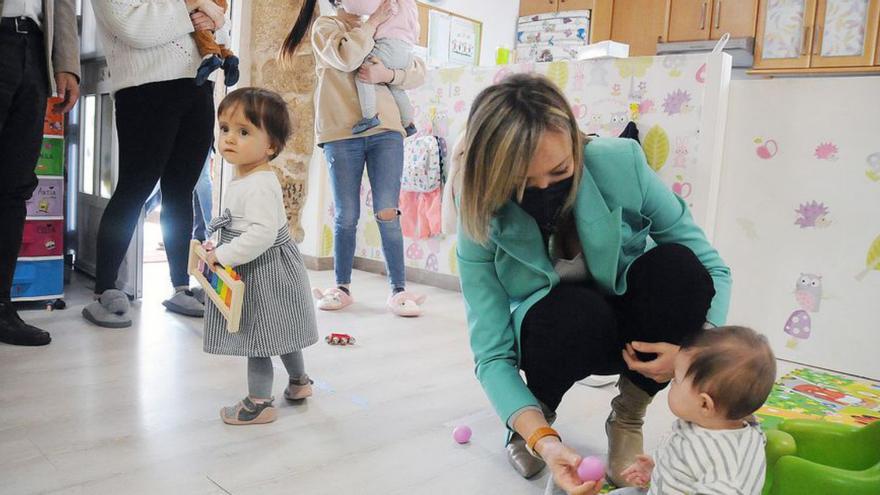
[420,0,519,66]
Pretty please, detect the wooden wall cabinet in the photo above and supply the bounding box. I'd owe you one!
[668,0,759,41]
[610,0,671,56]
[753,0,880,71]
[520,0,559,17]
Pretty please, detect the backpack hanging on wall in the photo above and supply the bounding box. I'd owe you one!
[401,135,442,193]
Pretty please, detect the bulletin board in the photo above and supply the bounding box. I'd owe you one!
[418,1,482,67]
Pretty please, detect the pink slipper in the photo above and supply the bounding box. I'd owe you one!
[312,287,353,311]
[387,291,426,317]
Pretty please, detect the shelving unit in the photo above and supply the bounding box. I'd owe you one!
[12,98,65,305]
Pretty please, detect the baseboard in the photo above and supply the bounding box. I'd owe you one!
[352,256,461,292]
[302,255,334,271]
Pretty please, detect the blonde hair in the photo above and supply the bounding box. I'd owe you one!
[460,74,584,244]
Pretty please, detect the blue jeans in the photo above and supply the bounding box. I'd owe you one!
[192,153,213,241]
[323,131,405,290]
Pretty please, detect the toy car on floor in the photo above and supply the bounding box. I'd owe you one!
[325,333,356,345]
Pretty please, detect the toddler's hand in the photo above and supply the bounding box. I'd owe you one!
[202,240,215,251]
[206,251,220,268]
[366,0,395,29]
[620,454,654,488]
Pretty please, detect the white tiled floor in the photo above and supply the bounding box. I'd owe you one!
[0,265,798,495]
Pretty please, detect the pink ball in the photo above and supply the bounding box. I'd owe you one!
[452,425,472,444]
[577,456,605,482]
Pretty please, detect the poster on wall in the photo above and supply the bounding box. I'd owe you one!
[448,16,480,66]
[427,9,481,68]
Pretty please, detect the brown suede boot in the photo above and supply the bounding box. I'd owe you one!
[605,375,653,487]
[506,402,556,479]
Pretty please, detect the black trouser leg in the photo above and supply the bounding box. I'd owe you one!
[612,243,715,394]
[94,79,213,293]
[0,28,47,301]
[159,83,214,287]
[520,243,715,410]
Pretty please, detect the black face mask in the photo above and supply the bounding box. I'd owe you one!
[516,176,574,233]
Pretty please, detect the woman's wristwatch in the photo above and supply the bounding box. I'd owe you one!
[526,426,561,460]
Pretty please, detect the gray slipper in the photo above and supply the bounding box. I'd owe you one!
[190,287,206,305]
[162,289,205,317]
[82,290,132,328]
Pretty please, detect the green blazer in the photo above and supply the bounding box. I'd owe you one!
[457,137,731,425]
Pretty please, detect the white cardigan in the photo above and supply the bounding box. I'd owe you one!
[90,0,202,93]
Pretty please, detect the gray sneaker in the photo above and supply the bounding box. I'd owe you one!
[162,289,205,317]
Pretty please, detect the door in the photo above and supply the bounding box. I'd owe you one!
[74,60,143,298]
[810,0,880,67]
[611,0,671,55]
[668,0,713,41]
[754,0,818,69]
[520,0,558,17]
[709,0,760,39]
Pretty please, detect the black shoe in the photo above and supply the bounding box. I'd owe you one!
[0,301,51,346]
[222,55,240,87]
[403,123,417,137]
[196,55,223,86]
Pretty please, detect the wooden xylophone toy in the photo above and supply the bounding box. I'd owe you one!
[187,240,245,333]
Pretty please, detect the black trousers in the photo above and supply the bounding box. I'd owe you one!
[520,243,716,411]
[0,21,48,301]
[94,79,214,293]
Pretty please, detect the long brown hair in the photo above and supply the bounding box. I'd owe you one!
[278,0,336,63]
[460,74,584,244]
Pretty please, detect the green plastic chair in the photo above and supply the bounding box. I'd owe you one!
[763,419,880,495]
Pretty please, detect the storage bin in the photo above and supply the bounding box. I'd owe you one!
[11,259,64,300]
[25,177,63,217]
[19,220,63,257]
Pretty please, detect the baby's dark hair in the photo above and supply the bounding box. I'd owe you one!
[680,326,776,420]
[217,87,291,160]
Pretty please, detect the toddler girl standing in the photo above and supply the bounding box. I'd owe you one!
[203,87,319,425]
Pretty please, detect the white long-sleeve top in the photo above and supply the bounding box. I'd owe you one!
[648,419,766,495]
[90,0,202,93]
[214,171,288,268]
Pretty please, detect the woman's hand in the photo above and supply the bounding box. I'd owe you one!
[189,11,217,31]
[365,0,396,30]
[358,56,394,84]
[539,439,605,495]
[195,0,226,30]
[622,341,679,383]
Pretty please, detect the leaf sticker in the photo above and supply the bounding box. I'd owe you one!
[643,125,670,172]
[856,234,880,281]
[547,61,569,89]
[321,225,334,257]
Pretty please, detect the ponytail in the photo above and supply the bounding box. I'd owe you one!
[279,0,321,63]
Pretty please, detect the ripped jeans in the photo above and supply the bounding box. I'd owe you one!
[323,131,406,290]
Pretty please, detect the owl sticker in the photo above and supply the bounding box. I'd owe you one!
[795,273,822,312]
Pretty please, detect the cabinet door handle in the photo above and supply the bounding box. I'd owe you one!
[801,25,812,56]
[714,0,722,29]
[700,1,708,30]
[813,24,823,55]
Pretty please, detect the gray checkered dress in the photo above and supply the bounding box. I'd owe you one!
[203,220,318,357]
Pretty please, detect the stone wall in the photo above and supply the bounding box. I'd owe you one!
[248,0,317,242]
